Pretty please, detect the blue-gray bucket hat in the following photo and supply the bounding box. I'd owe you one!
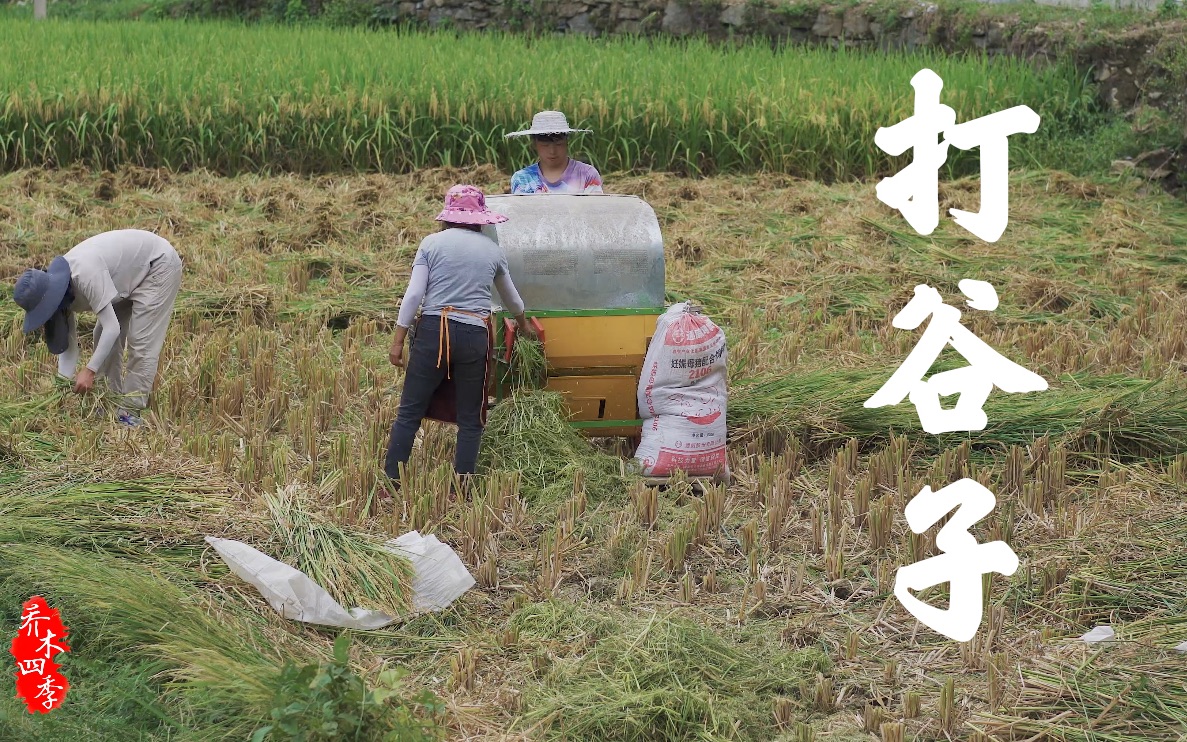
[13,256,71,354]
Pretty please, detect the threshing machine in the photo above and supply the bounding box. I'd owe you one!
[481,193,666,439]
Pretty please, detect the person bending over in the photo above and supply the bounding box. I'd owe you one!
[13,229,183,428]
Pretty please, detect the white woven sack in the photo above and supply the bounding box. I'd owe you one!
[635,303,728,477]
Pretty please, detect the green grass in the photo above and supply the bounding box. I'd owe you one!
[519,610,831,742]
[0,18,1109,177]
[0,651,181,741]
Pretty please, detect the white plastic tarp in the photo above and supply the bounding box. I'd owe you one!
[1079,625,1116,644]
[204,531,475,630]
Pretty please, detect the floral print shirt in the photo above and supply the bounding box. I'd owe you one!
[510,159,604,194]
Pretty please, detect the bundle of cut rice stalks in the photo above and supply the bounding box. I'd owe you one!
[176,284,275,326]
[504,335,548,391]
[49,370,127,416]
[0,473,234,556]
[729,368,1187,460]
[281,285,407,329]
[262,484,415,618]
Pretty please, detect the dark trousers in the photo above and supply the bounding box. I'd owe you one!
[384,315,489,482]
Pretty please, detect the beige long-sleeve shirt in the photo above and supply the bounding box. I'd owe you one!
[56,230,173,376]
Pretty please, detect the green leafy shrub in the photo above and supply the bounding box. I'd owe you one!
[253,634,445,742]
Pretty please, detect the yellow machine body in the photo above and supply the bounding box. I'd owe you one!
[493,308,662,438]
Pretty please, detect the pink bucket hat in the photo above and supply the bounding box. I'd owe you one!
[434,185,508,225]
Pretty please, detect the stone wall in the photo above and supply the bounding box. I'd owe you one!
[378,0,1161,44]
[1028,0,1171,9]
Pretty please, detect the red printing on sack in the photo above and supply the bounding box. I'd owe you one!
[651,446,727,475]
[663,314,722,348]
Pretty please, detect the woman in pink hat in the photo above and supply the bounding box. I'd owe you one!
[384,185,536,498]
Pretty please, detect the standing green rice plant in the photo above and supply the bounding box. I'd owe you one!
[0,20,1103,177]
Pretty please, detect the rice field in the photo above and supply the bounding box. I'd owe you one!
[2,9,1187,739]
[0,18,1110,177]
[2,157,1187,740]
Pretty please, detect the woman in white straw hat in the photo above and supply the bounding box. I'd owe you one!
[505,110,604,195]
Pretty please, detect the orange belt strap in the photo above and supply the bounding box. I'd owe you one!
[435,307,487,379]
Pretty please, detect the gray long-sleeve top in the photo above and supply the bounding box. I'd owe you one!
[396,228,525,329]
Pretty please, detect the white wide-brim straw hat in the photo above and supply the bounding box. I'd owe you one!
[505,110,592,138]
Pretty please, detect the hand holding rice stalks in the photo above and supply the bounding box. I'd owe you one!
[506,335,548,391]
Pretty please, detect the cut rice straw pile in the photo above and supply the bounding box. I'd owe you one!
[481,390,634,506]
[262,484,415,618]
[729,367,1187,459]
[519,610,830,742]
[976,641,1187,741]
